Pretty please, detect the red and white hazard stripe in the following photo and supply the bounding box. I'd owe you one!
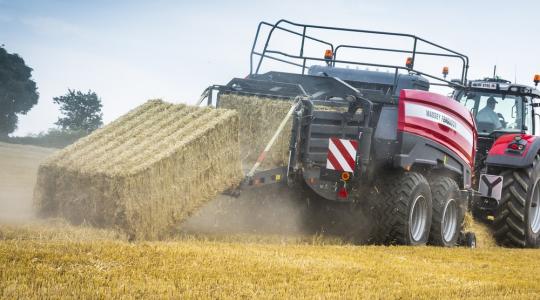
[326,138,358,173]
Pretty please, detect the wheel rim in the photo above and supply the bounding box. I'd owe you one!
[410,195,428,242]
[530,179,540,234]
[469,235,476,248]
[442,199,458,243]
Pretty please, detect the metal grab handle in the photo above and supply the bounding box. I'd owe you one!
[196,87,211,106]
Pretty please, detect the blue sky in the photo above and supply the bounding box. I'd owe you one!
[2,0,540,135]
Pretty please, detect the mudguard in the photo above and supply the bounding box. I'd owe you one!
[486,134,540,169]
[394,89,477,189]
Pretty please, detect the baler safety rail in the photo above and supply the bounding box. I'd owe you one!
[250,19,470,88]
[197,80,305,108]
[196,85,225,106]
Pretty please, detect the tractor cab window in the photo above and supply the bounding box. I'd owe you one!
[524,97,533,135]
[457,92,524,134]
[462,94,476,113]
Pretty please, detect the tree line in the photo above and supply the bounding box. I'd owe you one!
[0,45,103,145]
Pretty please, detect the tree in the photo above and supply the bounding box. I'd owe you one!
[0,46,39,137]
[53,89,103,133]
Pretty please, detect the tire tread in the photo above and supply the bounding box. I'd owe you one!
[371,172,431,245]
[429,176,463,247]
[492,156,539,247]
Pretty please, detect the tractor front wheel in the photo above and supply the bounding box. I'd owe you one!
[493,155,540,248]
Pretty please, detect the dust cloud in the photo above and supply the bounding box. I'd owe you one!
[180,183,376,243]
[0,142,56,223]
[181,185,309,235]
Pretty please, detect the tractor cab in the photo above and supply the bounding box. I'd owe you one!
[453,78,540,134]
[453,77,540,165]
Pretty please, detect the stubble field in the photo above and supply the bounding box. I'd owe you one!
[1,141,540,299]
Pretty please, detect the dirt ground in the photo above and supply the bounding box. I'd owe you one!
[0,142,56,222]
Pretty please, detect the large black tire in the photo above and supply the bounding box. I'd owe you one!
[428,177,465,247]
[492,156,540,248]
[372,172,433,245]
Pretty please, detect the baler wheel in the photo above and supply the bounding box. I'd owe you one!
[428,177,465,247]
[372,172,432,245]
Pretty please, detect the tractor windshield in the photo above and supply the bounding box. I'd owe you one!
[457,91,528,134]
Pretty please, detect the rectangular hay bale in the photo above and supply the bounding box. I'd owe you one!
[219,94,293,169]
[218,94,346,170]
[34,100,243,240]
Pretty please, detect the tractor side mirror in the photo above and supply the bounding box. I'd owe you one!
[466,93,476,99]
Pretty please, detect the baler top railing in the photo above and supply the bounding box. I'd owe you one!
[250,19,469,88]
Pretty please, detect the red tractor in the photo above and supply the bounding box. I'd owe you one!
[453,76,540,247]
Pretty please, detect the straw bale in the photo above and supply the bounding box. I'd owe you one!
[34,100,243,240]
[219,94,352,170]
[219,94,293,169]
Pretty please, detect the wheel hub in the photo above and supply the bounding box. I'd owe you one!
[442,199,458,242]
[410,195,428,242]
[530,179,540,234]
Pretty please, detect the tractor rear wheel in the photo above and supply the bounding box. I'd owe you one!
[428,177,465,247]
[493,155,540,248]
[372,172,432,245]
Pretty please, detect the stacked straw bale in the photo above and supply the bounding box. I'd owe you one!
[218,94,349,170]
[219,94,293,169]
[34,100,243,240]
